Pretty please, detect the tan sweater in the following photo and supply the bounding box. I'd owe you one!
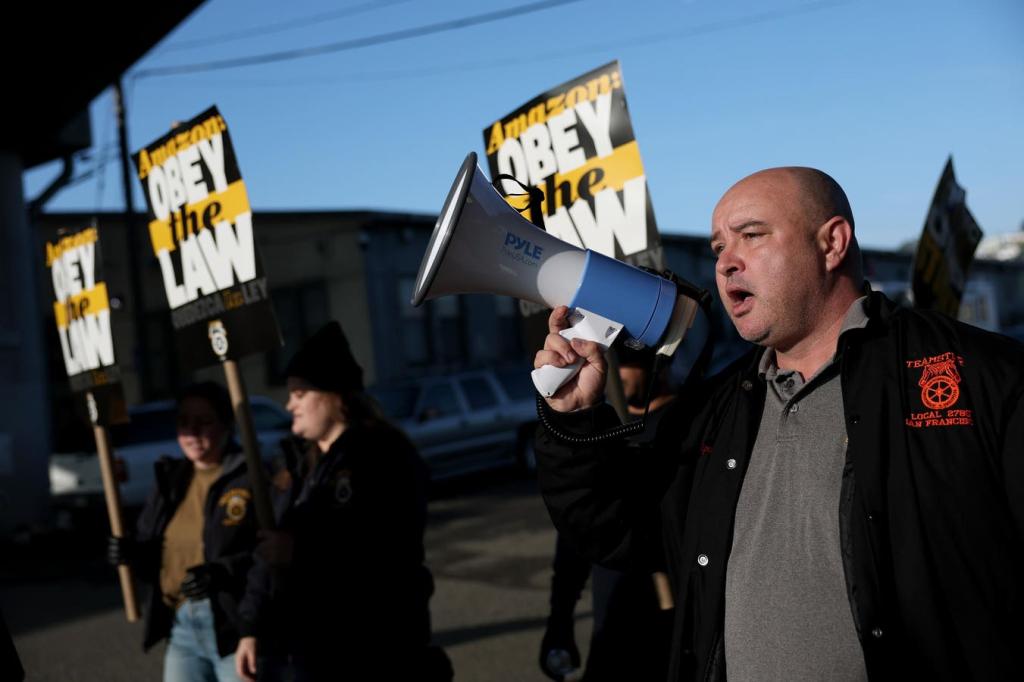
[160,465,222,607]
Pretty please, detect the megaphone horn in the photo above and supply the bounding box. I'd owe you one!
[412,152,697,397]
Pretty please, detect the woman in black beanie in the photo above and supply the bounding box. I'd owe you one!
[251,321,450,681]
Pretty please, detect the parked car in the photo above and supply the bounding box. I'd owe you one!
[49,396,292,523]
[368,367,538,481]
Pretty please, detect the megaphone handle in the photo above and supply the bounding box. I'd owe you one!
[531,307,624,398]
[532,360,585,398]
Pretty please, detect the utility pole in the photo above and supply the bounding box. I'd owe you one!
[114,79,151,400]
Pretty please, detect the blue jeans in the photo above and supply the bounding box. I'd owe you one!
[164,599,239,682]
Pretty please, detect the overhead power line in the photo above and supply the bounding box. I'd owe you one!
[93,96,116,212]
[157,0,415,53]
[134,0,583,78]
[63,146,121,190]
[134,0,853,89]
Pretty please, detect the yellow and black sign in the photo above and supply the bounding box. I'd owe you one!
[482,61,663,271]
[45,226,121,393]
[482,61,664,348]
[132,106,281,370]
[911,157,983,317]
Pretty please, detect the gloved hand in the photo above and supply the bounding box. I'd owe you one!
[180,563,227,601]
[539,616,580,681]
[107,535,136,566]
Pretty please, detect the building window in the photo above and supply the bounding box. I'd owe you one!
[266,282,329,385]
[494,296,524,358]
[433,295,465,365]
[399,277,430,367]
[144,311,179,398]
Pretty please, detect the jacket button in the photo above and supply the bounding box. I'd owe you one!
[697,554,709,567]
[871,627,883,638]
[726,459,737,470]
[741,380,753,391]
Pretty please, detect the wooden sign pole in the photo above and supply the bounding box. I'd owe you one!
[87,391,139,622]
[221,360,275,530]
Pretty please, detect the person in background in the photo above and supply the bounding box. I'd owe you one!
[540,345,676,682]
[254,321,451,681]
[108,381,270,682]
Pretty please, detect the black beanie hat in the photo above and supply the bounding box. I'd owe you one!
[178,381,234,426]
[285,321,364,394]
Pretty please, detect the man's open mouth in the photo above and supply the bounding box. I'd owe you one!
[727,287,754,313]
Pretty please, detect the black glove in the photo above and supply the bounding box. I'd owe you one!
[107,535,136,566]
[539,616,580,681]
[180,563,227,601]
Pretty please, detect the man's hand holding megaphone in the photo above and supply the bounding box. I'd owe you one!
[536,306,609,413]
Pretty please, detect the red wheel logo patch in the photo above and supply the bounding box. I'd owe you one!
[904,353,971,428]
[918,357,961,409]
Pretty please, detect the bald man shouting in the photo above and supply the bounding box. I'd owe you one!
[535,168,1024,682]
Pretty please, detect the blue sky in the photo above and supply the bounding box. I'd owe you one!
[23,0,1024,249]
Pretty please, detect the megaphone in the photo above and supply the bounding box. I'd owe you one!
[412,152,699,397]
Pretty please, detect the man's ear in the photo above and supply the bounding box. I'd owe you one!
[817,216,853,273]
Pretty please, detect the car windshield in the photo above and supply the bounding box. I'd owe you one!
[459,377,498,409]
[419,383,460,418]
[370,385,419,420]
[496,368,535,401]
[109,409,178,447]
[54,398,289,455]
[251,403,291,431]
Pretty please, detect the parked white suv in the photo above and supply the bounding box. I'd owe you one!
[369,368,538,481]
[49,396,292,521]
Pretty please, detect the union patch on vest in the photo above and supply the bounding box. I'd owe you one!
[218,487,251,526]
[332,469,354,505]
[904,352,973,428]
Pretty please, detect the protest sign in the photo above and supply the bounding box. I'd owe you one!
[133,106,281,370]
[912,157,984,316]
[483,60,663,271]
[45,225,138,621]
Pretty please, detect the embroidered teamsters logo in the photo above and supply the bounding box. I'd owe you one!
[333,469,354,505]
[918,355,961,409]
[218,488,251,526]
[208,319,229,359]
[905,352,973,428]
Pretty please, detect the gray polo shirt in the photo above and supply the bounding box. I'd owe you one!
[724,298,869,682]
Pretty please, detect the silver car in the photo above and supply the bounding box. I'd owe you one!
[369,368,538,481]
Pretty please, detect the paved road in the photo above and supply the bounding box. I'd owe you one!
[1,473,592,680]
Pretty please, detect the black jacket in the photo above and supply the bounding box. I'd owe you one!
[278,421,435,668]
[537,292,1024,681]
[546,401,676,682]
[133,449,270,657]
